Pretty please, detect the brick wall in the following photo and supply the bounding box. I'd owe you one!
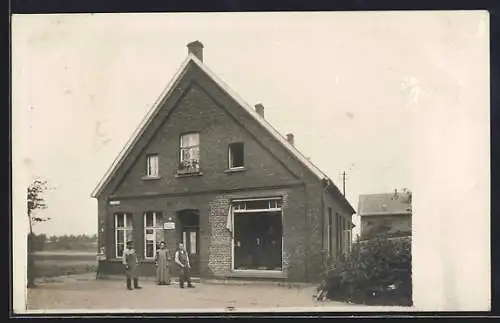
[207,197,232,275]
[95,62,352,282]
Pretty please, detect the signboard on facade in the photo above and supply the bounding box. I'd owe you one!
[164,222,175,230]
[109,200,120,206]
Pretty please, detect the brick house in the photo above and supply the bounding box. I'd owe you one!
[357,190,412,240]
[91,41,355,282]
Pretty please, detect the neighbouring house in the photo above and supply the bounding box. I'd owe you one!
[91,41,355,282]
[357,190,412,240]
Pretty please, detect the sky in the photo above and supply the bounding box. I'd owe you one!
[12,11,491,311]
[13,11,481,237]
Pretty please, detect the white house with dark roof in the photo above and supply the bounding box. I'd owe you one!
[357,189,412,239]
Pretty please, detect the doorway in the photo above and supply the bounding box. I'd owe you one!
[178,209,200,276]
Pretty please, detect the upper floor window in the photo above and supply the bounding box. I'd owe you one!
[179,133,200,174]
[228,143,245,169]
[145,154,159,177]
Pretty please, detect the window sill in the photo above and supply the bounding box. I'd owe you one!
[228,269,287,279]
[224,167,246,174]
[141,175,162,181]
[175,171,203,178]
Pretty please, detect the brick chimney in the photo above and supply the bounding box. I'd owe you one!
[286,133,294,145]
[255,103,265,118]
[187,40,204,62]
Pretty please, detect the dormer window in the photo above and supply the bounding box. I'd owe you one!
[228,142,245,169]
[145,154,159,177]
[179,133,200,174]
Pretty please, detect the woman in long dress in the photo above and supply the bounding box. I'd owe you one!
[155,241,171,285]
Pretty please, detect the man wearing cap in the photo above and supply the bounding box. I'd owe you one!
[122,240,142,290]
[174,242,195,288]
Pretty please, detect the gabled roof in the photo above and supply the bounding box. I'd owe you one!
[358,193,412,216]
[90,52,355,213]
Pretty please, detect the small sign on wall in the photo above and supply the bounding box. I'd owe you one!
[109,200,120,206]
[164,222,175,230]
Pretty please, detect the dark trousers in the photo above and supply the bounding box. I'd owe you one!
[179,266,192,287]
[126,277,141,289]
[125,267,141,290]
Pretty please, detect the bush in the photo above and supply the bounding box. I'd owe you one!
[316,234,412,306]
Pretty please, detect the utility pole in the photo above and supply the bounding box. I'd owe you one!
[342,171,346,196]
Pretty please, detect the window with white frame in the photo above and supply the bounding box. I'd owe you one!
[179,133,200,174]
[228,142,245,169]
[115,213,134,258]
[145,154,159,177]
[144,211,164,259]
[232,197,283,271]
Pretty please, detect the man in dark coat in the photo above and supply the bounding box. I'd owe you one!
[122,240,142,290]
[174,242,195,288]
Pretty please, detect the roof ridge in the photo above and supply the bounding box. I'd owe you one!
[91,53,353,214]
[190,55,330,181]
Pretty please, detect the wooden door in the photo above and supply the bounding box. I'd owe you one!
[182,227,199,276]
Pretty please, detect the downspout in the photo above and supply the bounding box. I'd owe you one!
[303,182,309,281]
[320,182,326,270]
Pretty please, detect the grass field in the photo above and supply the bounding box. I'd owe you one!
[32,250,97,278]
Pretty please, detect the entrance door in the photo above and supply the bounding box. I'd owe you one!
[182,227,199,276]
[178,210,200,276]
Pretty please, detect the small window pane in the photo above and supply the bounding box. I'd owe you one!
[125,214,133,228]
[117,230,124,244]
[155,229,163,243]
[246,200,271,210]
[146,154,159,177]
[155,212,164,227]
[181,133,199,148]
[229,143,244,168]
[116,214,124,228]
[126,229,133,242]
[145,212,154,227]
[145,242,154,258]
[117,244,125,257]
[190,232,197,254]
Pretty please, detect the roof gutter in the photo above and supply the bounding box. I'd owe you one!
[323,177,356,215]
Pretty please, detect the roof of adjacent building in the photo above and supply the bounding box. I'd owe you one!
[358,193,412,216]
[90,45,355,214]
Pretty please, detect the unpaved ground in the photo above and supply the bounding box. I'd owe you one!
[23,274,412,313]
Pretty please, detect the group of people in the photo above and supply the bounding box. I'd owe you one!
[122,240,195,290]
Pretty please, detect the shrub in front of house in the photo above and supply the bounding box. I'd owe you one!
[315,234,412,306]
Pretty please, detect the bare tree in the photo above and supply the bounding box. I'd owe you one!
[27,178,51,288]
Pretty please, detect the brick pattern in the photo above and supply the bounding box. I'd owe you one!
[207,197,232,275]
[96,64,354,282]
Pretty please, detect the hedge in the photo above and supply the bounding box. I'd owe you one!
[315,234,412,306]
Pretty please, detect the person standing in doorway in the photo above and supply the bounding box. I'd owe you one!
[174,242,195,288]
[155,241,172,285]
[122,240,142,290]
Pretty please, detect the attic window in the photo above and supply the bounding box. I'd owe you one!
[179,133,200,174]
[228,143,244,169]
[145,154,159,177]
